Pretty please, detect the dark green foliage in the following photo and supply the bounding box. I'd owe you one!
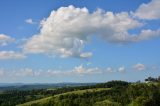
[33,81,160,106]
[95,80,129,88]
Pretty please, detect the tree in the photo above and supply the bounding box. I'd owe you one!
[145,77,157,82]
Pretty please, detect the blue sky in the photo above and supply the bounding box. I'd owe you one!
[0,0,160,83]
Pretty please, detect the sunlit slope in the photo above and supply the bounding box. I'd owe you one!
[17,88,110,106]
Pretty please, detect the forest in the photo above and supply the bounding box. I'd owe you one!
[0,76,160,106]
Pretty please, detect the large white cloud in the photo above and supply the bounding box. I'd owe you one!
[23,5,143,58]
[0,51,26,59]
[0,34,15,46]
[134,0,160,20]
[23,5,160,58]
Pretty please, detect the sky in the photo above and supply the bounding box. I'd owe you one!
[0,0,160,83]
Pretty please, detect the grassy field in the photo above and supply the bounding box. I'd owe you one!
[17,88,110,106]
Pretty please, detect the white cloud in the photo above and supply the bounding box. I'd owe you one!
[118,66,126,73]
[25,18,36,24]
[106,67,115,73]
[80,52,92,58]
[133,63,146,71]
[0,34,15,46]
[134,0,160,20]
[119,29,160,42]
[134,29,160,41]
[23,5,143,58]
[0,51,26,59]
[73,65,102,75]
[45,69,72,77]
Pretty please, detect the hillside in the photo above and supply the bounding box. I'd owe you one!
[17,80,160,106]
[17,88,110,106]
[0,79,160,106]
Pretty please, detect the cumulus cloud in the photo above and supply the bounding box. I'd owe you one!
[23,5,144,58]
[0,34,15,46]
[118,66,126,73]
[133,63,146,71]
[0,51,26,59]
[134,0,160,20]
[25,18,36,24]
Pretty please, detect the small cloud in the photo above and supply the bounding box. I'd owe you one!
[25,18,36,24]
[72,65,102,75]
[133,63,146,71]
[118,66,126,73]
[106,67,115,73]
[80,52,92,58]
[0,34,15,46]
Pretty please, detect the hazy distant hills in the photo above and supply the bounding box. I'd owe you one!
[0,83,97,90]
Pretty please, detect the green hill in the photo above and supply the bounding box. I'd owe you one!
[17,81,160,106]
[1,79,160,106]
[17,88,110,106]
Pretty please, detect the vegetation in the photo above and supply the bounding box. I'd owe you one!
[0,76,160,106]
